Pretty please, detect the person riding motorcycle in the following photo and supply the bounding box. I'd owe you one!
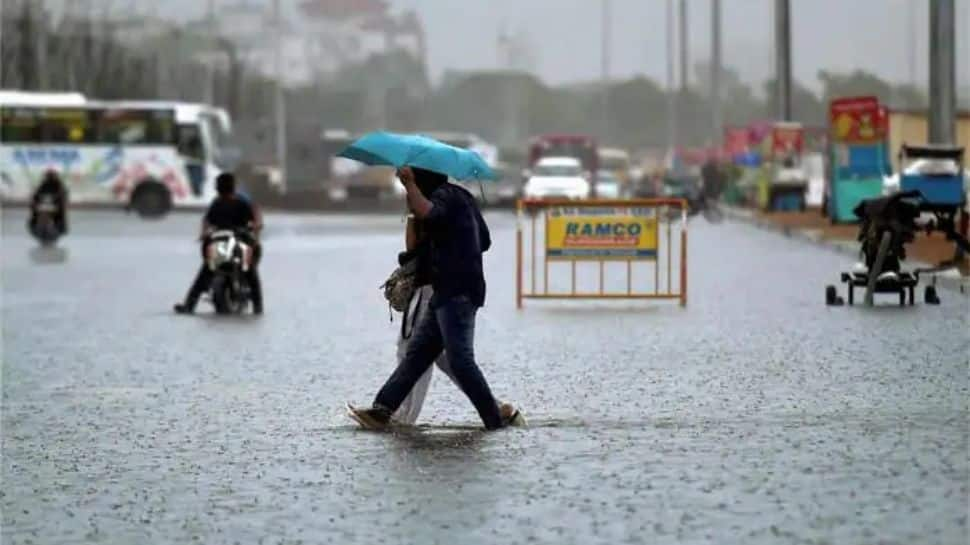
[174,172,264,314]
[29,169,69,235]
[700,158,725,201]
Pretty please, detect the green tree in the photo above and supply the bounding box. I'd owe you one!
[817,69,893,105]
[605,77,668,148]
[763,78,825,126]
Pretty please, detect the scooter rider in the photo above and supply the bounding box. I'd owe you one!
[174,172,264,314]
[28,169,69,235]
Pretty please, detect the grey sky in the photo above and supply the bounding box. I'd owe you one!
[389,0,969,94]
[49,0,970,93]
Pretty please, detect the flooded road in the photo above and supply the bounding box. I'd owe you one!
[2,208,967,544]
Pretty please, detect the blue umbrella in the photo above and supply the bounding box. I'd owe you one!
[337,131,498,181]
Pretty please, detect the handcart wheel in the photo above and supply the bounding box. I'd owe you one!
[825,285,840,306]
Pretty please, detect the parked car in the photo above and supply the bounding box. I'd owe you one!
[523,156,591,200]
[594,169,625,199]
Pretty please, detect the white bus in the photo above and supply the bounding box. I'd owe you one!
[0,91,235,217]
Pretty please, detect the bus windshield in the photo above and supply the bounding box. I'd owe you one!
[201,112,231,152]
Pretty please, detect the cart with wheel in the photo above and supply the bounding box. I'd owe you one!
[825,187,968,307]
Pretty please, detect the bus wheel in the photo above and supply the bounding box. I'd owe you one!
[130,180,172,218]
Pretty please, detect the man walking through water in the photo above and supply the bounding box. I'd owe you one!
[348,166,517,431]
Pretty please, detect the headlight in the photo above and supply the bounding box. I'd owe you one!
[215,241,233,260]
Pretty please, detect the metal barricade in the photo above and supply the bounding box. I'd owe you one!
[515,198,688,308]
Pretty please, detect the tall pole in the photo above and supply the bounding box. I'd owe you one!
[274,0,288,192]
[907,0,917,89]
[666,0,677,153]
[36,0,48,89]
[205,0,216,104]
[710,0,722,142]
[774,0,792,121]
[928,0,955,144]
[601,0,611,143]
[678,0,688,92]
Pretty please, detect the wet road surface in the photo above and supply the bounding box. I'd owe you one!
[2,208,968,544]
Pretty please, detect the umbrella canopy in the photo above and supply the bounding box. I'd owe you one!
[337,131,498,181]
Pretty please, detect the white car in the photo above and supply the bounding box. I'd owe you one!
[523,157,591,199]
[594,170,624,199]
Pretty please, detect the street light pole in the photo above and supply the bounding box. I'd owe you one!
[666,0,677,153]
[273,0,288,192]
[205,0,216,105]
[774,0,792,121]
[679,0,688,93]
[907,0,917,89]
[928,0,955,144]
[36,0,48,89]
[710,0,722,142]
[601,0,611,143]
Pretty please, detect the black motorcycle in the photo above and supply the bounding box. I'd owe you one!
[204,229,255,314]
[29,194,64,246]
[662,177,724,223]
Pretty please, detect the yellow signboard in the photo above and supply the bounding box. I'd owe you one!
[546,206,658,260]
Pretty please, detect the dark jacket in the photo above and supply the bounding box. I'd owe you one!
[422,183,491,308]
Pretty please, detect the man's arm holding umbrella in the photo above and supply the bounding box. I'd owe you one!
[398,167,437,219]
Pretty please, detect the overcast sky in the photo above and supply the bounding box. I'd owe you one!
[391,0,969,94]
[51,0,970,93]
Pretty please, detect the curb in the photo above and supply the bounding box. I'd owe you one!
[722,205,969,296]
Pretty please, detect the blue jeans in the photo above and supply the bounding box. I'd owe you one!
[374,295,503,429]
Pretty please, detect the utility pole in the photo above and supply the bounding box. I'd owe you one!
[204,0,216,104]
[36,0,48,89]
[774,0,792,121]
[907,0,917,89]
[274,0,288,192]
[710,0,722,142]
[666,0,677,152]
[678,0,688,93]
[601,0,611,143]
[928,0,955,144]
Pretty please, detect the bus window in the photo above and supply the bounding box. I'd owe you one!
[41,108,93,143]
[97,109,175,145]
[148,110,176,144]
[1,107,41,142]
[0,107,93,143]
[99,110,146,144]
